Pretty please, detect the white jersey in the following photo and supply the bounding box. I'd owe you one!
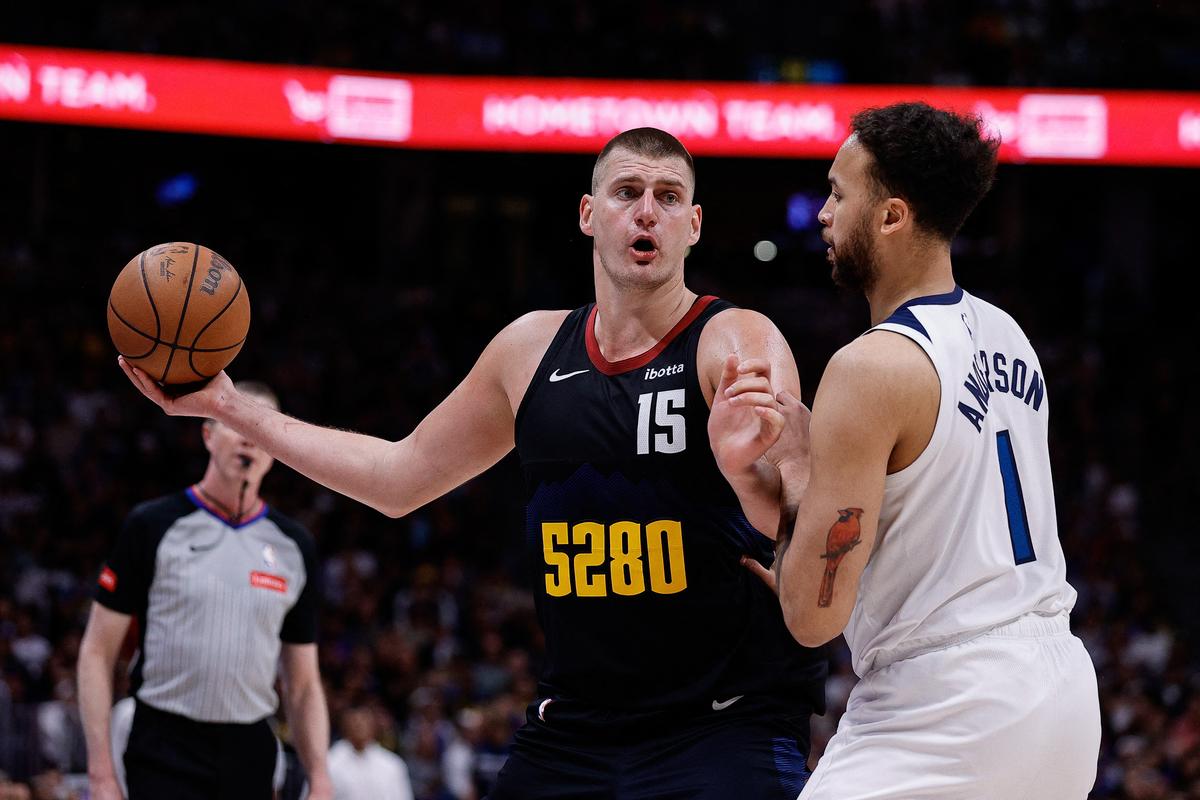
[845,285,1077,677]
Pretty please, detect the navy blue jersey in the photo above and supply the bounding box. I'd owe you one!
[515,296,825,734]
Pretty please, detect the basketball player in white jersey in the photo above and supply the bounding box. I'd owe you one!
[731,102,1101,798]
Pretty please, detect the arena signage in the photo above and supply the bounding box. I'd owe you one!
[2,44,1199,167]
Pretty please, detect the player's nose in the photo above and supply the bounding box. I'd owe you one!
[633,188,657,226]
[817,199,834,226]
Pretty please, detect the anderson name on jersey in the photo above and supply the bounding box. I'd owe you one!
[850,285,1076,677]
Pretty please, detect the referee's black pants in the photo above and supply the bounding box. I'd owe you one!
[125,700,277,800]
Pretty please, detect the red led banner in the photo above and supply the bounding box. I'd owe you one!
[3,44,1200,166]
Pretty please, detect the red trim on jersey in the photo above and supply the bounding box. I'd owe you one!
[585,295,717,376]
[250,571,288,593]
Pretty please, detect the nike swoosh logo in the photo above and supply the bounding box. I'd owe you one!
[711,695,744,711]
[549,369,589,383]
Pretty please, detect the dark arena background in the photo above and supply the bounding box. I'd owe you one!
[2,3,1199,798]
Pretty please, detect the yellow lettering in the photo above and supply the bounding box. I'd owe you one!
[542,522,571,597]
[609,520,646,596]
[572,521,608,597]
[646,520,687,594]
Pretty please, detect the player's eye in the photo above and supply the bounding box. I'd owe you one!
[616,187,635,200]
[662,192,679,204]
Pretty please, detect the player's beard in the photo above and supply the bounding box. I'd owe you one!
[597,248,678,292]
[830,213,880,293]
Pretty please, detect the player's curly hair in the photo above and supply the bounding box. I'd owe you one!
[850,103,999,241]
[592,128,696,197]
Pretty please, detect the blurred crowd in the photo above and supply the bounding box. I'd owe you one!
[6,0,1200,89]
[2,3,1200,799]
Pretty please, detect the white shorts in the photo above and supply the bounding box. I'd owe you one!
[800,612,1100,800]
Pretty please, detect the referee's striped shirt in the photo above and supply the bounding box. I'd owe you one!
[95,489,319,723]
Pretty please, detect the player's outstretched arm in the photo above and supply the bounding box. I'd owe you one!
[702,309,802,537]
[118,311,562,518]
[773,333,934,646]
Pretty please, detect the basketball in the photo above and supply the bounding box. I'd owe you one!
[106,242,250,384]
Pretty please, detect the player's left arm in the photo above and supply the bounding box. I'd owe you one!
[774,333,935,646]
[280,643,333,800]
[700,308,801,537]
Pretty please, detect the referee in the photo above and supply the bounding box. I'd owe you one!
[77,381,332,800]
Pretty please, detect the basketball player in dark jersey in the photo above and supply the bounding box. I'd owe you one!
[118,128,827,798]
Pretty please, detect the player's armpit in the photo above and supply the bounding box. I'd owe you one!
[378,309,567,518]
[776,335,931,646]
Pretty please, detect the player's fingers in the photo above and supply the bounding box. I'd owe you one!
[776,390,812,420]
[752,406,785,437]
[119,357,169,408]
[724,375,772,398]
[740,556,779,596]
[728,391,777,409]
[716,354,739,396]
[736,358,772,378]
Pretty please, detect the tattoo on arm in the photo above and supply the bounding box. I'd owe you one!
[817,507,864,607]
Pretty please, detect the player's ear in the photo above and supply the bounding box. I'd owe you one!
[201,419,215,450]
[688,204,702,246]
[579,194,595,237]
[880,197,909,236]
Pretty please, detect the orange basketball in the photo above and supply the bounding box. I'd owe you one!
[107,242,250,384]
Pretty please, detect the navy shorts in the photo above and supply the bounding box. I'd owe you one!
[487,707,811,800]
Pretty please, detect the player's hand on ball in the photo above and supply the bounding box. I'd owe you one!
[118,356,234,419]
[708,355,785,475]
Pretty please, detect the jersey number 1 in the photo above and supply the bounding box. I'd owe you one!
[996,430,1036,564]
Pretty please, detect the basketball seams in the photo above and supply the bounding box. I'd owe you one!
[159,244,202,382]
[137,248,163,342]
[188,274,245,378]
[107,301,158,359]
[107,302,247,353]
[112,243,248,384]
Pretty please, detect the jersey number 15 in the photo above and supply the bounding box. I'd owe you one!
[636,390,685,455]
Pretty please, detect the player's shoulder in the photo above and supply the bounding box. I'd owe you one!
[697,304,787,351]
[829,329,936,399]
[967,291,1030,337]
[485,309,575,372]
[500,309,574,343]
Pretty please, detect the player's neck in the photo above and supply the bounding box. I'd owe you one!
[592,275,697,362]
[865,248,956,326]
[194,468,262,523]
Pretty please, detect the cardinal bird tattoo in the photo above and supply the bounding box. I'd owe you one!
[817,508,864,607]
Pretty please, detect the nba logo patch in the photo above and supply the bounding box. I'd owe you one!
[262,544,277,568]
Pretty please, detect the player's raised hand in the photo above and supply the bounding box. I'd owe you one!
[708,354,786,476]
[118,356,234,419]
